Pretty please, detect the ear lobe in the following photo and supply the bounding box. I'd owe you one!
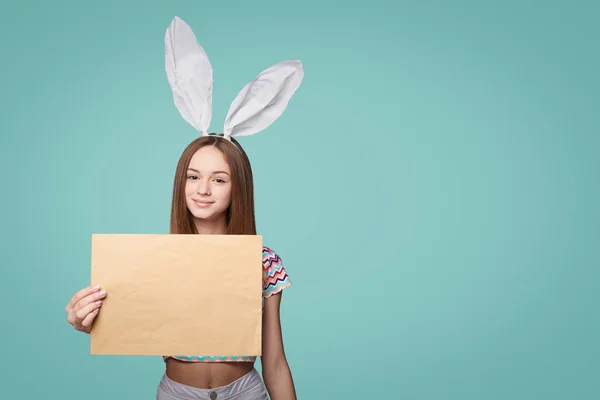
[165,16,213,136]
[223,60,304,138]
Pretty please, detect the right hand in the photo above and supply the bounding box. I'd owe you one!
[65,285,107,334]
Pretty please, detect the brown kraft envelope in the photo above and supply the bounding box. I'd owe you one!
[89,234,263,356]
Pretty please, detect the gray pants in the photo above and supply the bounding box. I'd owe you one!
[156,368,268,400]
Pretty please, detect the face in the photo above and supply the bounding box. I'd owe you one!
[184,145,232,223]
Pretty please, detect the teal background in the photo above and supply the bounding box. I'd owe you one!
[1,0,598,398]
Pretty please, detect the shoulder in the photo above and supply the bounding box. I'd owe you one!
[261,245,291,298]
[262,245,283,268]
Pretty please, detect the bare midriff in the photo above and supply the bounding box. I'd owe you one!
[165,357,255,389]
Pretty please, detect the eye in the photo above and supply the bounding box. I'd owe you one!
[187,175,198,180]
[215,178,226,183]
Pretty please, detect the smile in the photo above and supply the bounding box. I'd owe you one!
[193,200,214,208]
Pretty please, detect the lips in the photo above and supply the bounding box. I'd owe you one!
[193,199,214,207]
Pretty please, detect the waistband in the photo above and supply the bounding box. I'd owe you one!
[158,368,264,400]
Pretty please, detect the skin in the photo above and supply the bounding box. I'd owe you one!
[65,145,297,398]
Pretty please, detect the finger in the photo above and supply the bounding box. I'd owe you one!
[67,285,101,309]
[67,285,98,309]
[80,308,100,331]
[75,300,103,323]
[73,289,106,312]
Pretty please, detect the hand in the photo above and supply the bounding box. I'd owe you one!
[65,285,107,333]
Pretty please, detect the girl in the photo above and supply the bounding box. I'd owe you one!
[65,16,303,400]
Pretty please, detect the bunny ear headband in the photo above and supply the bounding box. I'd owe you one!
[164,16,304,141]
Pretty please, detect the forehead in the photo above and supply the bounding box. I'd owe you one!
[188,146,230,172]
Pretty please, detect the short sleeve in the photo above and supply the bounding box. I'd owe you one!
[262,246,291,298]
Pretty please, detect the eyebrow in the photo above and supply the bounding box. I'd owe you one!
[187,168,230,175]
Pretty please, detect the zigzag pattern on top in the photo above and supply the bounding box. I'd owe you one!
[262,246,291,298]
[173,355,256,362]
[262,246,282,266]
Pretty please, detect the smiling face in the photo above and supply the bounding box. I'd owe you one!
[184,145,232,224]
[170,135,256,235]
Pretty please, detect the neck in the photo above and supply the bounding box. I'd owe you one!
[193,216,228,235]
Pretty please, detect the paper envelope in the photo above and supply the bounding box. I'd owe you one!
[89,234,263,356]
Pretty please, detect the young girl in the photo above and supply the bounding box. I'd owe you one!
[64,16,303,400]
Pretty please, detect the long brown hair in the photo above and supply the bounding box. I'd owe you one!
[169,135,256,235]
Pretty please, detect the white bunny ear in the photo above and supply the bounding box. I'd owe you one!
[164,16,213,136]
[223,60,304,138]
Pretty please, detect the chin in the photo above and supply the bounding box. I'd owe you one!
[189,209,216,220]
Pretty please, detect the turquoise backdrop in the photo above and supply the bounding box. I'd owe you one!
[1,0,598,399]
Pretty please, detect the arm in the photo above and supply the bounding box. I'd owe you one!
[261,291,297,400]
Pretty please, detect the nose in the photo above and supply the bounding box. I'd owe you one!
[196,179,211,195]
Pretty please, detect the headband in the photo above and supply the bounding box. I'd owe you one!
[165,16,304,142]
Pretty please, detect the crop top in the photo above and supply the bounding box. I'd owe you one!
[162,245,291,363]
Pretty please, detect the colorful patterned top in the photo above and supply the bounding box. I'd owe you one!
[162,245,291,363]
